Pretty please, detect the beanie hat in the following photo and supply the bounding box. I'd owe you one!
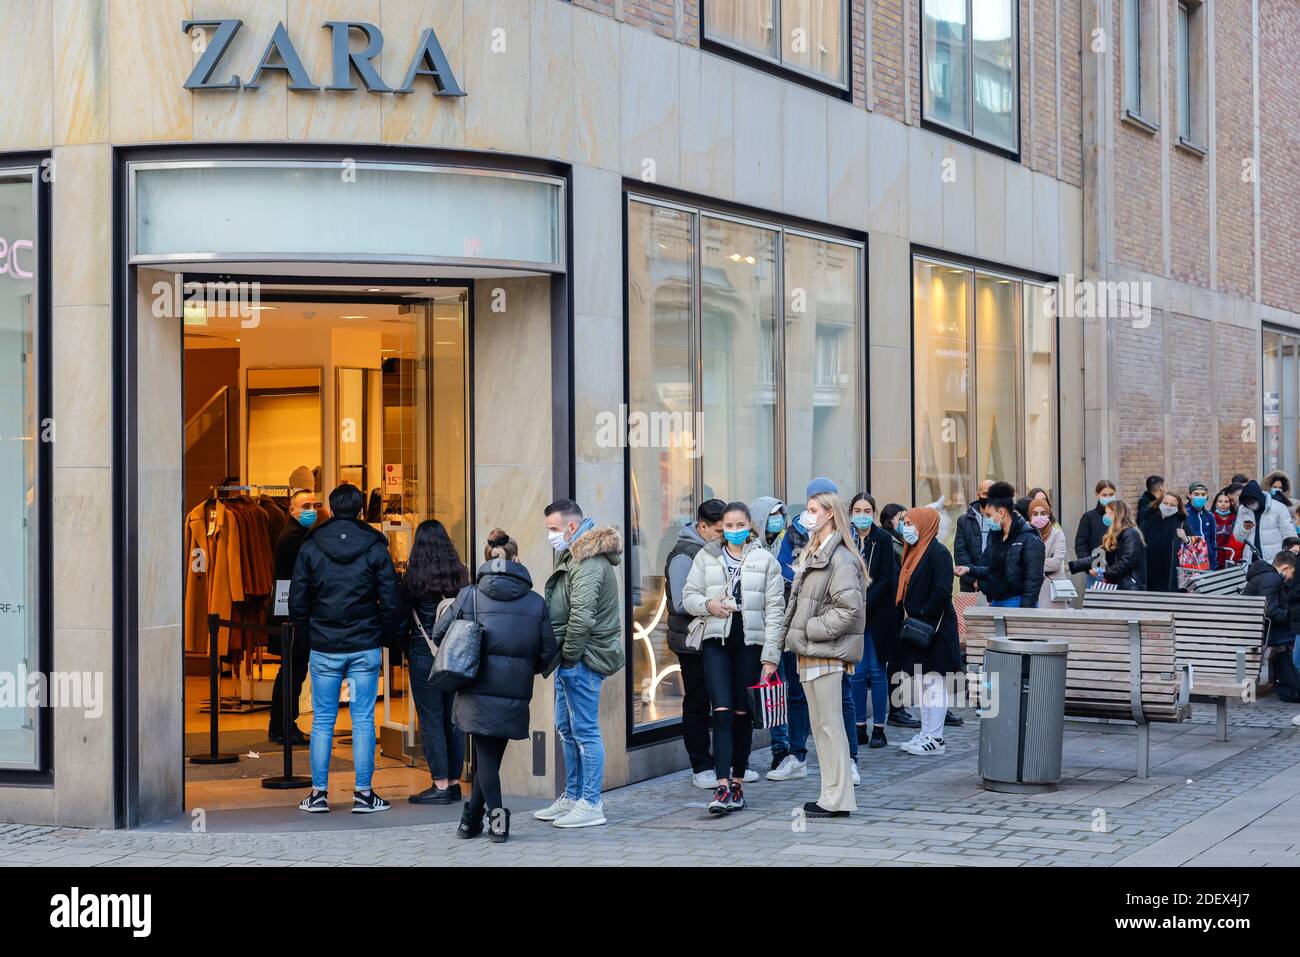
[986,481,1016,511]
[289,465,315,493]
[806,476,838,498]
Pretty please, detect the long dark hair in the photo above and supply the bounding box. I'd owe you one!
[404,519,469,600]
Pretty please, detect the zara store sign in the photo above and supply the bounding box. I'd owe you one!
[182,19,466,96]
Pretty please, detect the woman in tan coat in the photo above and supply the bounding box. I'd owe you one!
[761,491,866,818]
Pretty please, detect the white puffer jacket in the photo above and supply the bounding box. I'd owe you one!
[682,538,785,648]
[1233,498,1291,562]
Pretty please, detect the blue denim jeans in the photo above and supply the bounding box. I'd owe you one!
[848,628,889,727]
[555,661,606,804]
[308,647,383,791]
[990,596,1022,608]
[772,650,857,761]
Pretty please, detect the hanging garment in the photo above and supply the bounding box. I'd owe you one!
[184,500,246,655]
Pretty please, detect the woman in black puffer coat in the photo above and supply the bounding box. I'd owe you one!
[430,530,557,843]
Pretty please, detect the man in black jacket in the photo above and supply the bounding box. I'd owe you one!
[289,483,401,814]
[267,487,322,745]
[955,481,1045,608]
[954,479,994,592]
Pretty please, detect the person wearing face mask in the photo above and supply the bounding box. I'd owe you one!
[954,479,995,593]
[893,508,961,756]
[760,491,866,817]
[1183,482,1219,572]
[1211,489,1245,566]
[267,485,323,745]
[954,482,1045,609]
[1234,479,1292,563]
[1265,470,1294,508]
[848,493,897,748]
[1139,491,1185,592]
[1099,500,1147,589]
[1028,493,1070,607]
[1075,479,1118,562]
[665,499,727,789]
[682,502,786,812]
[537,499,625,830]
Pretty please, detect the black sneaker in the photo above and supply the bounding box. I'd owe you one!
[351,789,391,814]
[868,726,888,749]
[888,707,921,729]
[298,790,328,813]
[707,784,730,814]
[409,783,461,805]
[945,710,964,727]
[802,801,850,819]
[770,750,788,771]
[855,723,869,746]
[725,781,745,812]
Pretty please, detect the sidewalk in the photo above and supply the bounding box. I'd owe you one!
[2,697,1299,867]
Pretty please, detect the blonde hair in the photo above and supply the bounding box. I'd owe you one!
[1102,499,1142,552]
[808,491,870,586]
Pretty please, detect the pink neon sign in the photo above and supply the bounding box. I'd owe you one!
[0,236,34,279]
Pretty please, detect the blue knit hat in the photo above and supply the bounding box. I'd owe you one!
[806,476,839,498]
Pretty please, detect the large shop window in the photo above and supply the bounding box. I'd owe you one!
[0,169,40,771]
[913,257,1057,545]
[1262,328,1300,482]
[921,0,1018,152]
[704,0,849,89]
[627,195,864,734]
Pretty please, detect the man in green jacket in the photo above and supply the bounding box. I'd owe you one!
[534,498,625,829]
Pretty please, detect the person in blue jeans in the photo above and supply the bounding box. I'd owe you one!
[848,493,897,749]
[537,499,627,829]
[955,481,1045,610]
[288,483,401,814]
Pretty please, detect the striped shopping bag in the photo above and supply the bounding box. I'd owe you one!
[747,676,788,730]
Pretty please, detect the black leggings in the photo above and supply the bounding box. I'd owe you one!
[467,735,510,816]
[701,623,762,782]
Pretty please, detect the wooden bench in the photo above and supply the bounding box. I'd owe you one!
[1082,591,1268,743]
[964,606,1190,777]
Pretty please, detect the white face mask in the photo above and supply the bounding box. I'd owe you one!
[800,510,820,533]
[1158,503,1178,518]
[547,530,568,552]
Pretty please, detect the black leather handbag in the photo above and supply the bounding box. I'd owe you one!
[429,587,483,691]
[899,609,942,650]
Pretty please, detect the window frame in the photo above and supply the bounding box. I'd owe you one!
[623,189,866,746]
[0,158,52,781]
[909,251,1059,517]
[919,0,1022,159]
[1174,0,1207,153]
[701,0,853,97]
[1122,0,1160,133]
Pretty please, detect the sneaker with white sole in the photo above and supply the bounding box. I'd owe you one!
[351,789,391,813]
[898,731,924,751]
[742,768,759,783]
[534,795,577,821]
[766,754,807,781]
[902,734,946,756]
[850,763,861,787]
[1293,714,1300,727]
[692,770,718,790]
[298,790,329,813]
[552,799,607,829]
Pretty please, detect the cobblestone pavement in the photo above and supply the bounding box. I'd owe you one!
[3,698,1300,867]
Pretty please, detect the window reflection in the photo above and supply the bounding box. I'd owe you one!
[705,0,847,87]
[923,0,1017,150]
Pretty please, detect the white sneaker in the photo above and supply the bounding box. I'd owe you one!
[903,734,946,756]
[851,763,861,787]
[766,754,807,781]
[552,799,607,829]
[898,732,923,752]
[742,768,759,783]
[1293,714,1300,727]
[692,770,718,790]
[534,795,576,821]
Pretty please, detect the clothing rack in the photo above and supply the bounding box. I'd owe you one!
[211,483,293,496]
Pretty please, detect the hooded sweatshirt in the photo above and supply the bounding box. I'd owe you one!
[749,495,787,556]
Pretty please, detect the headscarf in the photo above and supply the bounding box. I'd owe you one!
[896,507,940,604]
[1029,491,1054,544]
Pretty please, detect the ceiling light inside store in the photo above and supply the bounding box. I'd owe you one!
[183,303,207,326]
[339,315,370,320]
[367,288,382,292]
[248,305,277,312]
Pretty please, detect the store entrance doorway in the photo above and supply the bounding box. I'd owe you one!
[180,282,470,813]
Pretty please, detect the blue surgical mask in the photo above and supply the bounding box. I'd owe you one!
[1191,495,1207,509]
[983,515,1000,532]
[297,509,317,528]
[898,523,919,545]
[851,514,873,531]
[1102,514,1114,527]
[1215,507,1232,516]
[723,529,750,546]
[1098,495,1115,507]
[766,514,785,534]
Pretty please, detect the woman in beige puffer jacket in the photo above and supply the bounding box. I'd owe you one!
[682,501,785,814]
[760,491,867,818]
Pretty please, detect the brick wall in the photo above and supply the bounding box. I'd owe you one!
[1110,2,1164,277]
[1114,309,1167,499]
[1214,0,1255,299]
[872,0,906,120]
[1259,0,1300,311]
[1215,321,1260,485]
[1058,0,1082,186]
[1029,0,1058,176]
[1168,312,1214,489]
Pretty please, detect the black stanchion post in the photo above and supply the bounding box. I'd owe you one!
[191,614,238,765]
[262,623,311,789]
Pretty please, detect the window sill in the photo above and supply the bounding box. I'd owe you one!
[1121,109,1159,135]
[1175,136,1207,158]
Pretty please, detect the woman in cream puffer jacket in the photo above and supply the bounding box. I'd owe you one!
[681,502,785,813]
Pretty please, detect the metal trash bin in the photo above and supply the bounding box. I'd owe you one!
[978,637,1068,794]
